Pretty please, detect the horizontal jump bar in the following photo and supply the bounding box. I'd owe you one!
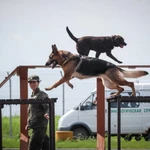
[0,98,57,105]
[107,96,150,103]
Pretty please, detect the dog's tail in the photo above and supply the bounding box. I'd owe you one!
[118,68,149,78]
[66,26,78,43]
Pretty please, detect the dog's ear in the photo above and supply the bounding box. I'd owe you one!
[54,44,58,50]
[52,44,58,54]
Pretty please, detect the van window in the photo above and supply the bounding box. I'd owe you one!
[80,94,96,110]
[110,92,140,108]
[110,101,140,108]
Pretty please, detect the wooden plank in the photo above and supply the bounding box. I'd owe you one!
[19,66,28,150]
[97,78,105,150]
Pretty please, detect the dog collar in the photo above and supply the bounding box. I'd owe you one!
[62,55,80,66]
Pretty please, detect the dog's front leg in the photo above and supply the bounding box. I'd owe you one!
[106,51,122,64]
[45,77,67,91]
[65,76,75,89]
[95,52,101,58]
[66,81,73,89]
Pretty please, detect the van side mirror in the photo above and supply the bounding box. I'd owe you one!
[80,106,84,110]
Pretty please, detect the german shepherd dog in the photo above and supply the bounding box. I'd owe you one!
[45,44,148,97]
[66,26,127,64]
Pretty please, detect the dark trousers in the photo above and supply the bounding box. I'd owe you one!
[28,127,50,150]
[42,134,50,150]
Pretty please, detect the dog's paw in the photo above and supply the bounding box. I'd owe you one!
[110,95,116,98]
[118,61,123,64]
[70,84,74,89]
[45,87,52,91]
[66,81,74,89]
[129,93,136,97]
[68,84,74,89]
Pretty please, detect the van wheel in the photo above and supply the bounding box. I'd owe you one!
[124,135,132,141]
[72,127,89,139]
[148,132,150,140]
[135,134,142,141]
[145,132,150,141]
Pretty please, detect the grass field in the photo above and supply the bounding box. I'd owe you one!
[2,116,150,149]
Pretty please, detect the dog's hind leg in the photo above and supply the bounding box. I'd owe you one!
[100,75,124,97]
[118,81,135,96]
[106,68,136,96]
[111,86,124,97]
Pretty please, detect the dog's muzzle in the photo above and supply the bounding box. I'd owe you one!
[119,42,127,48]
[45,60,58,69]
[45,61,51,66]
[123,42,127,46]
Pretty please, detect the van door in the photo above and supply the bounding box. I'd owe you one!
[141,103,150,134]
[78,93,97,133]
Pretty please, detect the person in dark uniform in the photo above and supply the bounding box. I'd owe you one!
[25,75,50,150]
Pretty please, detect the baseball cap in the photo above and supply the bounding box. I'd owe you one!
[28,75,41,82]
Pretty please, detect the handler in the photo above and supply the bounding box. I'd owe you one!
[25,75,50,150]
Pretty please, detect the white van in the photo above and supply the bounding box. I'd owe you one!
[58,82,150,141]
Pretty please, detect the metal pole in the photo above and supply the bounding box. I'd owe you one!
[49,101,55,150]
[107,100,111,150]
[0,104,2,150]
[60,71,65,115]
[117,97,121,150]
[7,72,12,138]
[49,103,51,150]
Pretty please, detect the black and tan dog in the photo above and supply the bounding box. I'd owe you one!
[66,26,127,64]
[45,44,148,97]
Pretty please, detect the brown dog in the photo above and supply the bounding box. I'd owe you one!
[66,26,127,64]
[45,44,148,97]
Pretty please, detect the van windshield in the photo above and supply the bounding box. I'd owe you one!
[74,93,96,110]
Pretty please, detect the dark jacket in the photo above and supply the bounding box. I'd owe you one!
[27,88,49,129]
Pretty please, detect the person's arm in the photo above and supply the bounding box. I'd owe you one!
[44,113,49,120]
[25,124,30,130]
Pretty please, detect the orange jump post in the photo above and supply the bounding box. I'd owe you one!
[18,66,28,150]
[97,78,105,150]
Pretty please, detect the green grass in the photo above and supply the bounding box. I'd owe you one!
[2,116,150,149]
[56,137,150,149]
[2,116,60,148]
[2,116,20,138]
[56,137,96,148]
[2,116,20,148]
[105,136,150,149]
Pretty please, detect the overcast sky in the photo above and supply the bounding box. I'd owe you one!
[0,0,150,72]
